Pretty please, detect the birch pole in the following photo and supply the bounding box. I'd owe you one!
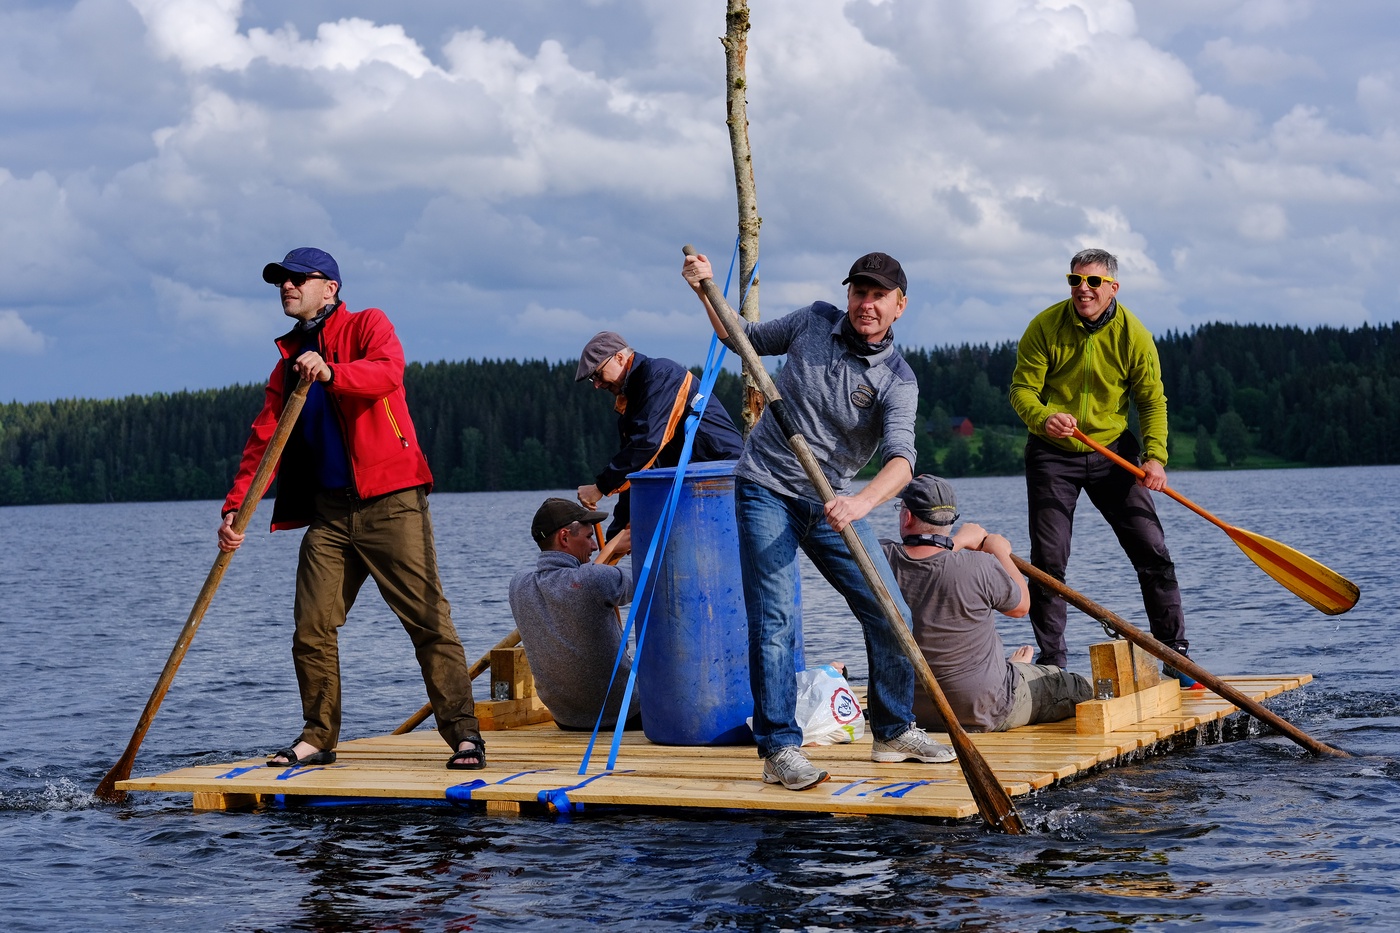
[723,0,765,433]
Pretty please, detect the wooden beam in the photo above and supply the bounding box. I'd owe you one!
[1089,640,1161,697]
[489,646,535,701]
[1076,679,1182,735]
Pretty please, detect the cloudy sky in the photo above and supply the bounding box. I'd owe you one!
[2,0,1397,403]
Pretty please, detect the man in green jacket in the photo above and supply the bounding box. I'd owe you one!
[1009,249,1193,683]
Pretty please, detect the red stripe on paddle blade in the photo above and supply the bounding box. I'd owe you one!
[1226,527,1360,615]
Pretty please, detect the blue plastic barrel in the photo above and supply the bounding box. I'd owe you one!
[627,459,802,745]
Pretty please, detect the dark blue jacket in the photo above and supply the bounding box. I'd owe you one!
[596,352,743,535]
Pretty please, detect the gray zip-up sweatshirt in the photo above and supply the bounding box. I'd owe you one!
[731,302,918,500]
[507,551,638,730]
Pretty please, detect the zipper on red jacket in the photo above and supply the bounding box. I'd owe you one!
[382,398,409,447]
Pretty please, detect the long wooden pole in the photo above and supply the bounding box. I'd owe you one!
[722,0,766,434]
[96,378,312,802]
[683,245,1024,833]
[1010,553,1350,758]
[1071,427,1359,615]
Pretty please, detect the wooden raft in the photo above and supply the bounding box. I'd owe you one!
[117,673,1312,819]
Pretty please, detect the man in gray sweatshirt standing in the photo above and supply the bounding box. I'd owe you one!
[508,498,639,731]
[682,249,955,791]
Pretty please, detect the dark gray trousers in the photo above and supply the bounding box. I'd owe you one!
[1025,432,1188,668]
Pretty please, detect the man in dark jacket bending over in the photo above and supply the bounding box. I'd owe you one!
[575,330,744,539]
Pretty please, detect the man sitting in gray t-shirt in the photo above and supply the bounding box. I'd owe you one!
[882,475,1091,733]
[508,498,640,731]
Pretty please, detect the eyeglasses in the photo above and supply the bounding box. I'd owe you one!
[1066,273,1115,289]
[279,272,329,288]
[590,354,619,386]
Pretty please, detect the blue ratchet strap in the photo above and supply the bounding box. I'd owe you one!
[578,239,755,775]
[539,770,632,813]
[444,768,554,805]
[577,332,727,774]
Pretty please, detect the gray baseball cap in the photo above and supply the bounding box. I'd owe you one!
[898,474,959,525]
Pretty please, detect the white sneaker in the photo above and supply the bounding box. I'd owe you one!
[871,726,957,763]
[762,746,830,791]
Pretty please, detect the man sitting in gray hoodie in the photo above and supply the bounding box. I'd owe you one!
[508,498,640,731]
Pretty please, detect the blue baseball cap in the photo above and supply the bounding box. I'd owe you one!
[262,247,341,286]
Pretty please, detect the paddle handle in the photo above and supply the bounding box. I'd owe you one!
[1070,428,1232,533]
[683,244,1024,834]
[1011,554,1349,758]
[96,378,312,802]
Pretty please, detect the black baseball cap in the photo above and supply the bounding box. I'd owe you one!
[842,252,907,294]
[531,497,608,548]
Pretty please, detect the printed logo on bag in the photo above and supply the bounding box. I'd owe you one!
[830,687,861,724]
[850,385,876,409]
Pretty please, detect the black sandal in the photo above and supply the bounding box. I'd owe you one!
[446,736,486,770]
[266,745,336,768]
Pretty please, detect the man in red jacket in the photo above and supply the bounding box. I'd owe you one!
[218,247,484,771]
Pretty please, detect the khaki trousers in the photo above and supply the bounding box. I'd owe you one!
[292,487,479,750]
[996,662,1092,731]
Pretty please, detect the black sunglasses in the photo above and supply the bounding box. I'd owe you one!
[279,272,330,287]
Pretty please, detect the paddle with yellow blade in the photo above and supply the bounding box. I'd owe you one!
[1071,428,1359,615]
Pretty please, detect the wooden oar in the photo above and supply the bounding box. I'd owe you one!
[683,244,1025,834]
[1010,553,1350,758]
[392,628,522,735]
[95,377,312,803]
[1070,427,1359,615]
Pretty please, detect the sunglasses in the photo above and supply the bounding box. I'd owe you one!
[1066,273,1115,289]
[279,272,330,288]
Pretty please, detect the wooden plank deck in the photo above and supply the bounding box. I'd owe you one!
[117,674,1312,820]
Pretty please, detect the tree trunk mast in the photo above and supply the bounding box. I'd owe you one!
[723,0,765,433]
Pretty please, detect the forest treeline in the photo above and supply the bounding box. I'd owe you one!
[3,321,1398,506]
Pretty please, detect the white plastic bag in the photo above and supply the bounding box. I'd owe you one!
[795,664,866,745]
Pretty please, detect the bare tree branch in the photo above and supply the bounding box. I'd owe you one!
[723,0,765,432]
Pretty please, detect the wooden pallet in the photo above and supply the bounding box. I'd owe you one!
[117,674,1312,820]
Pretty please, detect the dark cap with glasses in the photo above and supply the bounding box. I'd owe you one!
[574,331,629,382]
[842,252,907,294]
[531,497,609,548]
[263,247,342,287]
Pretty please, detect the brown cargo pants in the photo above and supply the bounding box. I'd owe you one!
[291,486,480,751]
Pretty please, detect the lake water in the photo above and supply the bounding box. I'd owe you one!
[2,467,1398,931]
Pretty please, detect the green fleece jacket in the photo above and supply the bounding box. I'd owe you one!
[1009,299,1169,465]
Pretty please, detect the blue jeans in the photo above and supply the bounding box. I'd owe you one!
[735,477,916,756]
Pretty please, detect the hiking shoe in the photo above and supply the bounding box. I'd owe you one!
[872,726,957,763]
[1163,661,1206,691]
[762,746,830,791]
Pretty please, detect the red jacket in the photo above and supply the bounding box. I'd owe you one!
[222,303,434,531]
